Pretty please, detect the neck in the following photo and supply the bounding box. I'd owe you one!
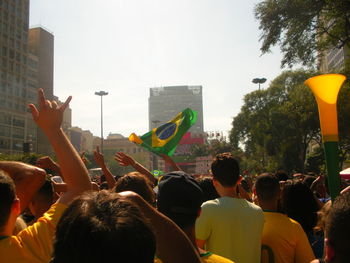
[183,226,205,254]
[218,186,239,198]
[0,217,16,237]
[258,199,278,212]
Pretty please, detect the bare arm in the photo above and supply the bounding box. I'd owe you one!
[36,156,62,177]
[0,161,46,212]
[29,89,91,205]
[115,152,156,185]
[93,146,116,189]
[120,191,201,263]
[161,154,182,172]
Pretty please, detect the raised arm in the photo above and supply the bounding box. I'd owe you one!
[120,191,201,263]
[36,156,62,177]
[0,161,46,212]
[29,89,91,205]
[93,146,116,189]
[115,152,156,185]
[161,154,182,172]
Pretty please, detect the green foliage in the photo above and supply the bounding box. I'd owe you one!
[255,0,350,68]
[231,70,350,173]
[0,153,43,164]
[230,69,320,173]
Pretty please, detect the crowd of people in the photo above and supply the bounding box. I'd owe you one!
[0,89,349,263]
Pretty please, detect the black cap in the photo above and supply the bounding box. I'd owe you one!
[157,171,204,217]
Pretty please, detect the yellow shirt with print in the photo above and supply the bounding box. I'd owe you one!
[0,203,66,263]
[261,212,315,263]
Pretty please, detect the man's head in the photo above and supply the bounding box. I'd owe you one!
[324,191,350,263]
[211,152,240,187]
[114,172,155,205]
[254,173,280,204]
[157,171,204,229]
[0,170,19,233]
[52,190,156,263]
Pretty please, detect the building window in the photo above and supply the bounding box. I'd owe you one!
[12,140,23,150]
[0,138,10,149]
[12,116,24,127]
[0,125,11,137]
[12,127,24,139]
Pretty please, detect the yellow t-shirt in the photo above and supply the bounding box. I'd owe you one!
[196,197,264,263]
[261,212,315,263]
[0,202,66,263]
[201,251,234,263]
[154,251,234,263]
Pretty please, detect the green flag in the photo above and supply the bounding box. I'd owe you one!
[129,108,197,156]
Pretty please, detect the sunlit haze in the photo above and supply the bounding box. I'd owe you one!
[30,0,284,138]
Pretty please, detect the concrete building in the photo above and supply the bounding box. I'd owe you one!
[148,86,204,135]
[103,133,152,170]
[68,127,94,153]
[0,0,34,154]
[320,46,349,73]
[28,27,56,155]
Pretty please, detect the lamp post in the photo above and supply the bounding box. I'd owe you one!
[95,91,108,153]
[304,74,346,201]
[252,77,267,90]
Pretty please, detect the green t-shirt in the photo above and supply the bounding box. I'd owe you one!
[196,197,264,263]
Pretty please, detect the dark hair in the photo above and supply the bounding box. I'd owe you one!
[274,170,289,182]
[37,179,54,201]
[302,175,317,189]
[52,191,156,263]
[325,192,350,263]
[255,173,280,201]
[281,181,319,233]
[0,170,16,231]
[211,153,240,187]
[99,181,109,190]
[157,172,204,229]
[196,176,219,201]
[113,172,155,205]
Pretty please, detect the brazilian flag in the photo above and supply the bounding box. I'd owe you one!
[129,108,197,156]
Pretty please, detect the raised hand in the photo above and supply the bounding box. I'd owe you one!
[93,146,105,168]
[36,156,58,170]
[29,89,71,133]
[114,152,136,167]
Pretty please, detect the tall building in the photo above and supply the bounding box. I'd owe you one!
[0,0,34,154]
[148,86,204,134]
[320,46,349,73]
[28,26,55,155]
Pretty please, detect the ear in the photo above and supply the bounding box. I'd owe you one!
[237,175,243,185]
[197,208,202,219]
[325,238,335,262]
[12,198,21,216]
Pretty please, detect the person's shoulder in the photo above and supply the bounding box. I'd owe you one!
[39,202,67,224]
[243,199,263,214]
[201,251,235,263]
[201,198,220,208]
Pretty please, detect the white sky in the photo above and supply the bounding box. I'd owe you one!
[29,0,285,138]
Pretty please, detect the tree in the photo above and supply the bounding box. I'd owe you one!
[230,69,320,173]
[254,0,350,69]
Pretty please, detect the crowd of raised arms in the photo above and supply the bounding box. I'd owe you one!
[0,89,349,263]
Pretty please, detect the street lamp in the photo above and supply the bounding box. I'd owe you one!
[252,77,267,90]
[95,90,108,152]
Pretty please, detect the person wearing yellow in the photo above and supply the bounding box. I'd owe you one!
[0,89,91,263]
[254,174,315,263]
[196,153,264,263]
[157,171,234,263]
